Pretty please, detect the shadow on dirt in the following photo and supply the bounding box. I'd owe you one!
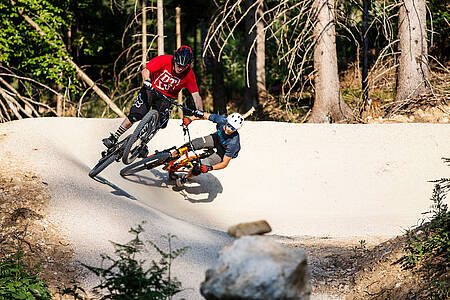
[120,169,223,203]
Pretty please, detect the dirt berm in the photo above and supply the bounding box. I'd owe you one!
[0,118,448,299]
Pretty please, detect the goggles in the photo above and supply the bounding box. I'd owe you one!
[226,123,237,131]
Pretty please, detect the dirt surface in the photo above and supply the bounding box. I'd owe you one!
[0,151,82,298]
[0,150,427,299]
[280,235,427,299]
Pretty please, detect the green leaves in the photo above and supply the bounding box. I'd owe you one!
[0,252,52,300]
[0,0,76,89]
[70,223,190,300]
[400,158,450,299]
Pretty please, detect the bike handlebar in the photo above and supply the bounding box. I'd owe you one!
[150,87,195,116]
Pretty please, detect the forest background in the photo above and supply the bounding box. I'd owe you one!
[0,0,448,123]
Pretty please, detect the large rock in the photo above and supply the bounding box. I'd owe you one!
[200,236,311,300]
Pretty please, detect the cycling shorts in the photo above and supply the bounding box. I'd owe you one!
[128,87,171,123]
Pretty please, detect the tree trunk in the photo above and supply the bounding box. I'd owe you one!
[255,0,266,104]
[176,6,183,118]
[53,83,63,116]
[244,0,266,112]
[142,0,147,68]
[307,0,352,123]
[194,27,200,84]
[210,37,227,115]
[362,0,370,108]
[395,0,430,102]
[157,0,164,55]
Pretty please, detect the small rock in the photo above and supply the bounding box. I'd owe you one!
[227,220,272,238]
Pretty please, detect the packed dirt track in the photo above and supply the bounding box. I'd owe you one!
[1,117,449,299]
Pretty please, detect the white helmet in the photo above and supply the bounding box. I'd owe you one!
[226,113,244,130]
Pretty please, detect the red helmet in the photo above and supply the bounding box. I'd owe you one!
[174,45,193,67]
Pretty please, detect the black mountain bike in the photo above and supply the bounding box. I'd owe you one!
[89,87,194,178]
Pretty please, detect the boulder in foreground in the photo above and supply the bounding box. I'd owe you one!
[200,236,311,300]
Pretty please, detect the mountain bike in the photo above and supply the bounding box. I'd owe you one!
[89,87,194,178]
[120,123,214,179]
[121,87,194,165]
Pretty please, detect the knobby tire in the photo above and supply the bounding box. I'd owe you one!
[120,152,170,176]
[89,153,117,178]
[122,110,159,165]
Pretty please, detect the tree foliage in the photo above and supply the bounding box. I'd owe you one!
[0,0,76,87]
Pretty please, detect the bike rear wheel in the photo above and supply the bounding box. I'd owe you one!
[120,152,170,176]
[89,152,118,178]
[122,110,159,165]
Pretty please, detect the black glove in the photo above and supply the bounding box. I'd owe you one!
[143,79,152,90]
[193,109,204,118]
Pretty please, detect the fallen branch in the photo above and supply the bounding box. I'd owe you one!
[0,77,40,117]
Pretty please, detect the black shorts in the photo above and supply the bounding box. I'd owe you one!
[128,87,171,123]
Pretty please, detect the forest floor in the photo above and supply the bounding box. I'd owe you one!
[0,102,448,299]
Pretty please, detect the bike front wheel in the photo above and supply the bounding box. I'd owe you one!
[120,152,170,176]
[89,152,118,178]
[122,110,159,165]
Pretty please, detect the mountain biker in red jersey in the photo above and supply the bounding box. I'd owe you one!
[173,112,244,187]
[102,45,205,149]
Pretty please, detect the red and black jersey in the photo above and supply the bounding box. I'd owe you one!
[146,55,199,99]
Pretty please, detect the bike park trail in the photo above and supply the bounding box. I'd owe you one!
[0,117,449,299]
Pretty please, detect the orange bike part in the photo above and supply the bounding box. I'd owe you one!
[165,149,198,174]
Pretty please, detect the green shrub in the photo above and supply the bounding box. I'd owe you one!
[0,252,52,300]
[61,223,189,300]
[400,158,450,299]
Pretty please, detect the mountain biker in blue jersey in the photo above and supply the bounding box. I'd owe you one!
[173,112,244,187]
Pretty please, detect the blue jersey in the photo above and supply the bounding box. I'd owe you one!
[209,114,241,158]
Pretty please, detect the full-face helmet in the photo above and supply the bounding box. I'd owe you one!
[174,45,193,67]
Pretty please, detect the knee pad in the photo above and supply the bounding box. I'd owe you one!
[191,137,206,150]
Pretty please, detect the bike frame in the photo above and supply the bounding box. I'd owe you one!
[152,124,213,175]
[165,147,199,174]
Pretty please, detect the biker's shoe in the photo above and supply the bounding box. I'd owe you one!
[139,145,149,158]
[175,175,187,187]
[168,172,178,181]
[102,134,117,148]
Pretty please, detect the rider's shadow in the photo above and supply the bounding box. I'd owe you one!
[92,176,138,201]
[172,173,223,203]
[121,169,223,203]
